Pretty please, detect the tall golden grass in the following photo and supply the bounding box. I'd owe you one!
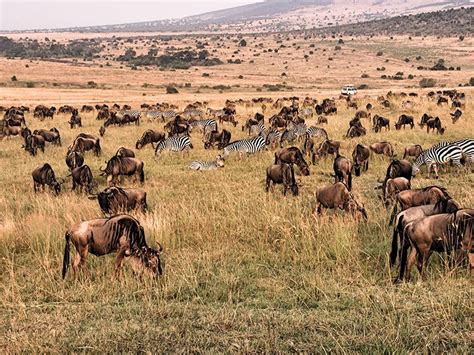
[0,89,472,352]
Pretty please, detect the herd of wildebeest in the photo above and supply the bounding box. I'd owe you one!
[1,88,473,282]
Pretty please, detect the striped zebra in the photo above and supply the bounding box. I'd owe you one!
[264,128,281,149]
[189,119,217,134]
[306,126,328,140]
[155,136,193,156]
[189,155,225,170]
[223,136,266,158]
[412,142,463,178]
[207,108,225,119]
[145,111,162,121]
[159,110,178,122]
[250,122,265,136]
[280,123,307,147]
[121,110,141,119]
[453,138,474,162]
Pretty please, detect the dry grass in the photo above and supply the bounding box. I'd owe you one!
[0,85,473,352]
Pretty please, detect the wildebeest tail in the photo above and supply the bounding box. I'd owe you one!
[139,166,145,183]
[62,231,71,279]
[390,215,403,267]
[348,172,352,191]
[95,139,101,156]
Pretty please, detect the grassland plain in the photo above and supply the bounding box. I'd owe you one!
[0,86,473,352]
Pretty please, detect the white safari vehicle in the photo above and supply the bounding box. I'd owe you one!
[341,85,357,96]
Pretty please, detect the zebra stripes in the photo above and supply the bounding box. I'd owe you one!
[155,136,193,155]
[453,138,474,162]
[412,141,463,177]
[189,156,225,170]
[280,123,307,146]
[306,126,328,139]
[264,128,281,147]
[223,136,266,157]
[121,110,141,119]
[250,122,265,136]
[159,110,179,121]
[189,119,217,134]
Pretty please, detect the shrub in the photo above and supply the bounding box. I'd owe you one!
[361,73,369,78]
[358,84,369,90]
[87,81,97,88]
[469,77,474,86]
[239,39,247,47]
[335,46,341,50]
[11,75,17,81]
[166,85,179,94]
[376,51,383,56]
[419,78,436,88]
[25,81,35,88]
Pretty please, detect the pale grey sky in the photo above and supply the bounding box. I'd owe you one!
[0,0,260,31]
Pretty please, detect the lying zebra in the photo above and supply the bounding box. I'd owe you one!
[189,155,225,170]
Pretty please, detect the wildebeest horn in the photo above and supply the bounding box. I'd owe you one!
[157,242,163,252]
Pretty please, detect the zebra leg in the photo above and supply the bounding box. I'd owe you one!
[433,164,439,179]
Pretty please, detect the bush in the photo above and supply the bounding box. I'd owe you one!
[166,85,179,94]
[25,81,35,88]
[376,51,383,56]
[358,84,369,90]
[239,39,247,47]
[11,75,17,81]
[469,77,474,86]
[87,81,97,88]
[361,73,369,78]
[419,78,436,88]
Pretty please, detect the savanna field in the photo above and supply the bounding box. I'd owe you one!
[0,32,473,352]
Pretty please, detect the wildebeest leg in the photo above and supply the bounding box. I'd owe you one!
[405,247,417,282]
[417,249,429,280]
[114,248,127,278]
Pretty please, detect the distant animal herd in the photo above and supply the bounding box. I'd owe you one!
[1,88,472,281]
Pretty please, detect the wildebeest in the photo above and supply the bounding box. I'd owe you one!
[136,130,165,149]
[203,129,231,149]
[450,109,462,124]
[380,177,411,208]
[266,163,298,196]
[346,124,366,138]
[418,113,432,128]
[65,150,84,171]
[403,144,423,160]
[70,135,101,156]
[397,208,473,282]
[317,116,328,124]
[33,128,61,146]
[426,117,444,134]
[395,114,414,130]
[1,122,22,139]
[315,182,367,219]
[97,186,147,214]
[68,113,82,129]
[115,147,135,158]
[313,140,341,164]
[389,185,451,225]
[333,154,353,190]
[384,159,413,183]
[62,215,163,279]
[100,155,145,186]
[372,115,390,132]
[390,198,460,269]
[21,127,45,156]
[352,144,370,176]
[70,164,96,194]
[274,147,310,176]
[81,105,94,113]
[31,163,61,194]
[370,142,394,157]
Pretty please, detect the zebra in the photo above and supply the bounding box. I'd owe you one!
[306,126,328,140]
[159,110,178,122]
[250,122,265,136]
[280,123,307,147]
[207,108,225,119]
[189,119,217,135]
[145,111,162,121]
[189,155,225,170]
[264,128,281,149]
[155,136,193,156]
[121,110,141,119]
[300,107,313,119]
[453,138,474,163]
[412,142,463,178]
[223,136,266,158]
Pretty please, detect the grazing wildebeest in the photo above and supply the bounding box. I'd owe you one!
[426,117,444,134]
[370,142,394,157]
[275,147,310,176]
[100,155,145,186]
[33,128,61,146]
[266,163,298,196]
[372,115,390,132]
[1,122,22,139]
[70,164,95,194]
[81,105,94,113]
[379,177,411,208]
[313,140,341,164]
[203,129,231,149]
[99,126,105,137]
[31,163,61,194]
[346,125,366,138]
[395,114,414,130]
[23,133,45,156]
[315,182,367,219]
[333,154,353,190]
[317,116,328,124]
[136,130,165,149]
[68,113,82,128]
[403,144,423,160]
[352,144,370,176]
[389,185,451,225]
[70,136,101,156]
[384,159,413,183]
[62,215,163,279]
[97,186,147,214]
[115,147,135,158]
[450,109,462,124]
[65,150,84,171]
[390,198,460,269]
[397,208,474,282]
[418,113,432,128]
[437,96,449,106]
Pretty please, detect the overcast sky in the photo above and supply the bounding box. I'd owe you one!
[0,0,260,31]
